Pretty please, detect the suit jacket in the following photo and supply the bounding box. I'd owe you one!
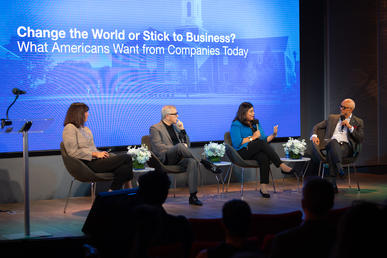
[149,121,190,162]
[312,114,364,152]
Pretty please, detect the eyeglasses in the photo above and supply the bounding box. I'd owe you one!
[340,105,351,110]
[168,112,178,116]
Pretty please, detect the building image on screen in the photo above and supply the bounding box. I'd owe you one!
[0,0,300,153]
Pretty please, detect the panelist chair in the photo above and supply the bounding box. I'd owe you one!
[224,132,277,197]
[141,135,187,197]
[60,142,114,213]
[311,128,361,191]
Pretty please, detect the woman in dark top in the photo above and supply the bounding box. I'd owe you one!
[62,102,133,191]
[230,102,294,198]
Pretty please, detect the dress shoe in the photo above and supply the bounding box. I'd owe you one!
[200,159,224,174]
[189,195,203,206]
[259,189,270,198]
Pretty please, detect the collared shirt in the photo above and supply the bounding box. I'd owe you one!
[331,114,354,143]
[310,114,355,143]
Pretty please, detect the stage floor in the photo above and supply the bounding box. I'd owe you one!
[1,173,387,240]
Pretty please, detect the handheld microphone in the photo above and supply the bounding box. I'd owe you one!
[252,119,259,128]
[340,115,345,131]
[12,88,26,95]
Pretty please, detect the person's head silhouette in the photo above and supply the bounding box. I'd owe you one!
[138,170,171,206]
[302,177,334,219]
[222,199,252,237]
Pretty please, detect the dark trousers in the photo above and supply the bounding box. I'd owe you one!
[325,139,352,179]
[84,154,133,190]
[238,139,282,184]
[164,143,199,194]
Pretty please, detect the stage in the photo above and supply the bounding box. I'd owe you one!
[1,173,386,241]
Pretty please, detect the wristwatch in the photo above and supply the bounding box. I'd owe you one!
[249,136,253,142]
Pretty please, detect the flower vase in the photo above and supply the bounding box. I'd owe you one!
[289,152,302,159]
[133,160,145,170]
[208,156,221,163]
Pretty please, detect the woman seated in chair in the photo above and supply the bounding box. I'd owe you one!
[62,102,133,191]
[230,102,294,198]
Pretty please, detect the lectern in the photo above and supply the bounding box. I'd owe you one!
[1,118,53,239]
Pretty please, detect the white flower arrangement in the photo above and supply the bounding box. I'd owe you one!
[203,142,226,159]
[283,137,307,156]
[127,144,151,165]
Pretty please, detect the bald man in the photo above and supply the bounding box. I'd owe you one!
[311,99,364,192]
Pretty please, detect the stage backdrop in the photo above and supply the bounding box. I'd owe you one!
[0,0,300,153]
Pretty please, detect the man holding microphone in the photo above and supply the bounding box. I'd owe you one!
[311,98,364,192]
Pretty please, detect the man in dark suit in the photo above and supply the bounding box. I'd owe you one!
[150,105,203,206]
[311,98,364,191]
[270,177,337,258]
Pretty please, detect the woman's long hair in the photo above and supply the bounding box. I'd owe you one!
[233,102,258,127]
[63,102,89,128]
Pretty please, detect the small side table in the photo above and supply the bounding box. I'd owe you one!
[280,157,311,192]
[132,167,155,186]
[210,161,232,193]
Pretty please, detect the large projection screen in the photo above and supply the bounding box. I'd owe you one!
[0,0,300,153]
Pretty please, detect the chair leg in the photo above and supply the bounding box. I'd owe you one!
[64,178,75,214]
[241,168,245,197]
[215,174,220,194]
[91,182,96,204]
[255,168,259,191]
[269,169,277,193]
[174,176,177,198]
[347,164,351,188]
[352,164,360,191]
[318,162,323,178]
[222,166,230,193]
[226,166,233,192]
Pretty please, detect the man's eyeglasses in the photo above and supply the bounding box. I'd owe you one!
[340,105,351,110]
[168,112,178,116]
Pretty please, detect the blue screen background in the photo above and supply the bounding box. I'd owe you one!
[0,0,300,153]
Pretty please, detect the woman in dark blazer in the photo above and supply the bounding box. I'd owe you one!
[62,102,133,191]
[230,102,293,198]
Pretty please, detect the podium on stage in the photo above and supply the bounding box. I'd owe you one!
[1,118,53,239]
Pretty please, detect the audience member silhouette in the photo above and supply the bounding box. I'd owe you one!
[83,170,192,258]
[130,171,193,258]
[330,200,387,258]
[270,177,336,258]
[196,199,263,258]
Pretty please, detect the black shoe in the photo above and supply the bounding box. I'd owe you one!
[189,195,203,206]
[200,159,224,174]
[259,189,271,198]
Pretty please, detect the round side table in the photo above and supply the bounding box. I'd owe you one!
[280,157,311,192]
